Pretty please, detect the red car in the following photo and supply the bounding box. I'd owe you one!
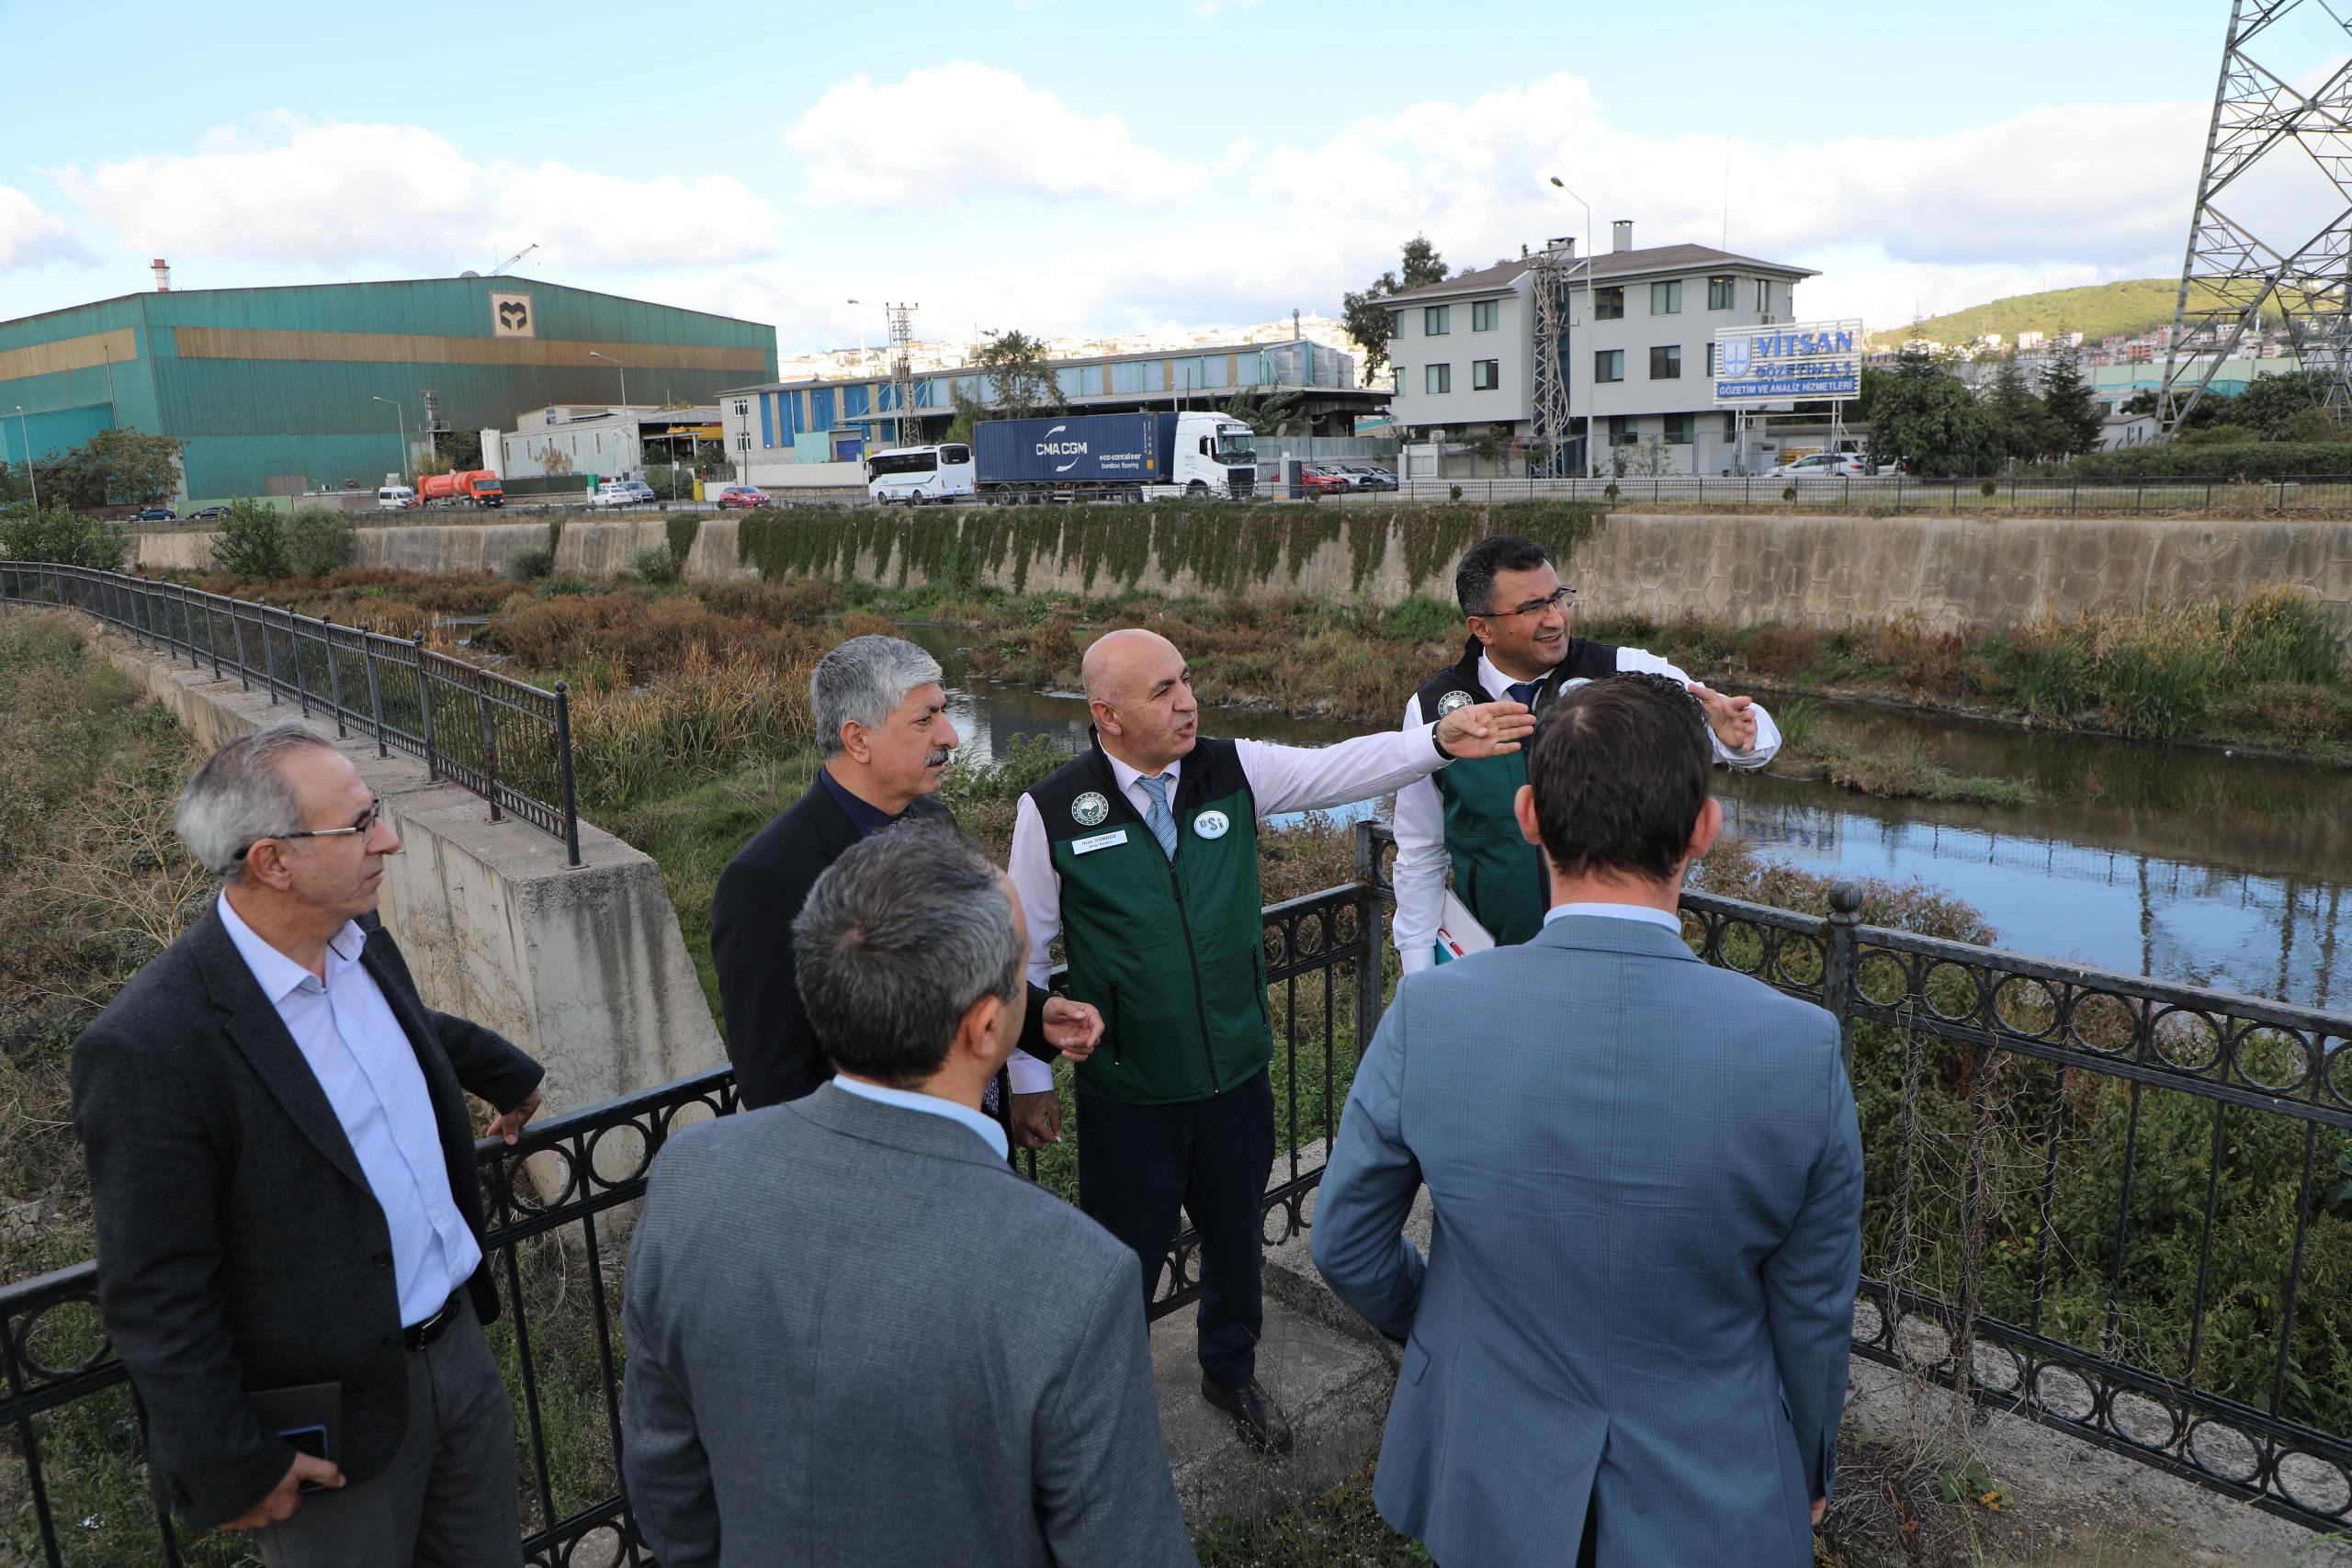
[711,484,771,510]
[1299,466,1348,497]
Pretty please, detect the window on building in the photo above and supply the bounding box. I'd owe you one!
[1594,287,1624,321]
[1390,310,1405,339]
[1609,415,1638,446]
[1664,413,1693,445]
[1724,412,1738,442]
[1649,344,1681,379]
[1651,279,1682,315]
[1472,299,1498,332]
[1757,278,1772,313]
[1707,276,1735,310]
[1594,349,1624,383]
[1704,342,1715,376]
[1392,366,1403,392]
[1425,305,1451,335]
[1426,363,1452,394]
[1472,358,1499,390]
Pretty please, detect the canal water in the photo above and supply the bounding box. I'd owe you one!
[901,626,2352,1010]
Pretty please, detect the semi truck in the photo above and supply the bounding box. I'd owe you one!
[864,412,1259,504]
[418,468,505,507]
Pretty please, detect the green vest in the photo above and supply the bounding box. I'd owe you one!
[1027,739,1270,1106]
[1413,636,1621,949]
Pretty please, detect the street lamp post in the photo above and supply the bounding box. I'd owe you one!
[1548,177,1600,479]
[369,396,408,485]
[10,406,36,510]
[589,350,629,410]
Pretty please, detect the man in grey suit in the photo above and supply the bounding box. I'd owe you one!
[622,822,1194,1567]
[1313,673,1863,1568]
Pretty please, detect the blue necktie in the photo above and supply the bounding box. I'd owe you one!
[1506,680,1541,707]
[1137,773,1179,860]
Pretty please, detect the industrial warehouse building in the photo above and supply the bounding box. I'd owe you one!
[0,276,776,503]
[717,336,1375,488]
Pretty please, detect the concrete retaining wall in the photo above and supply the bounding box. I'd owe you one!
[124,512,2352,633]
[89,627,725,1122]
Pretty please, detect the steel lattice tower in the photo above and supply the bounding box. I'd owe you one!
[2162,0,2352,430]
[886,302,921,447]
[1528,243,1578,476]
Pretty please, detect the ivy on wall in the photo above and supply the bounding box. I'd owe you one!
[735,501,1606,600]
[664,513,700,570]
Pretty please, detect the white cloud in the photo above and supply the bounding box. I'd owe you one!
[0,186,89,269]
[781,62,1204,208]
[57,118,784,274]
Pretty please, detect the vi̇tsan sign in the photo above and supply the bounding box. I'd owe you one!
[1712,318,1863,404]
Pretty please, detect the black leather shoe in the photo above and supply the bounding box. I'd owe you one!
[1202,1374,1295,1455]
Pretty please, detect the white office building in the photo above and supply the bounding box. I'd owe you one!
[1383,221,1817,476]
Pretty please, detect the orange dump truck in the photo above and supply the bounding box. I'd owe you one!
[418,469,505,507]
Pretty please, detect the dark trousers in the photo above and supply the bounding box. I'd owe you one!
[1077,1070,1276,1386]
[254,1296,521,1568]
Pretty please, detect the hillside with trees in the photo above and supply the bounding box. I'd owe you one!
[1867,278,2226,348]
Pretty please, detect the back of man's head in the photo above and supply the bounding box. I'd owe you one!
[792,823,1022,1086]
[1528,673,1712,885]
[1453,533,1551,615]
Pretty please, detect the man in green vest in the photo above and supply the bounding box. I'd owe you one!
[1393,533,1780,972]
[1007,628,1531,1453]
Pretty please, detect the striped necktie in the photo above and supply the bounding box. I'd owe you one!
[1136,773,1179,860]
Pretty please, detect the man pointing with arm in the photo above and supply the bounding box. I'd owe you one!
[1006,628,1531,1452]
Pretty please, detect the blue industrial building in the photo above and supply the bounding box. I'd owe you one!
[0,276,776,503]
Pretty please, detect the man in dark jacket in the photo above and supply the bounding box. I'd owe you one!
[72,719,545,1566]
[711,635,1099,1135]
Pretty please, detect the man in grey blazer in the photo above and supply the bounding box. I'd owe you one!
[622,822,1194,1567]
[1313,674,1863,1568]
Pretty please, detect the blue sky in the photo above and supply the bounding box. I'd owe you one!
[0,0,2294,353]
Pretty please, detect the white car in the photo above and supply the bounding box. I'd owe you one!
[592,481,634,508]
[1764,452,1868,479]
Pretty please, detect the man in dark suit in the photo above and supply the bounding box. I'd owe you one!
[625,823,1194,1566]
[711,634,1099,1136]
[72,719,546,1567]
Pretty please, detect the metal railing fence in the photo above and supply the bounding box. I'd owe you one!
[0,561,582,866]
[1299,471,2352,514]
[6,827,2346,1563]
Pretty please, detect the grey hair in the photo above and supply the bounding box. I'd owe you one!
[175,719,339,878]
[809,635,942,758]
[791,823,1023,1087]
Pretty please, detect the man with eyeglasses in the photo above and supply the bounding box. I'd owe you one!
[71,719,546,1567]
[1392,533,1781,969]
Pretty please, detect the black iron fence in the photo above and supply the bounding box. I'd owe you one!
[1302,472,2352,514]
[0,561,582,865]
[6,827,2346,1563]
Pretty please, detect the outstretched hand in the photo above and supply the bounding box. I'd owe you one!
[1687,682,1758,754]
[1434,699,1536,759]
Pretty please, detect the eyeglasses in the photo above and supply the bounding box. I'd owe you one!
[234,799,386,861]
[1477,586,1576,619]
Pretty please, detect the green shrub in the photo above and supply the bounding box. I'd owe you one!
[208,498,291,581]
[1980,479,1997,497]
[537,573,595,597]
[1380,593,1460,646]
[504,547,555,581]
[2061,440,2352,481]
[1448,483,1463,502]
[627,545,680,585]
[283,506,354,577]
[664,513,700,571]
[0,504,127,570]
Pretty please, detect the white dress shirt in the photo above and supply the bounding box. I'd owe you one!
[217,892,481,1327]
[1004,727,1453,1093]
[831,1076,1010,1160]
[1542,900,1683,931]
[1392,647,1780,973]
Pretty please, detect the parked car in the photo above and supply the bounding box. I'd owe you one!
[592,481,634,508]
[1340,464,1398,491]
[1763,452,1867,479]
[1298,466,1350,497]
[187,504,231,520]
[128,505,178,522]
[622,479,659,504]
[710,484,770,510]
[376,485,418,510]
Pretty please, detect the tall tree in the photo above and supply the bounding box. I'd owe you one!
[1868,349,1998,478]
[967,331,1067,423]
[40,428,187,510]
[1215,386,1306,435]
[2036,348,2105,457]
[1984,356,2052,462]
[1341,235,1448,384]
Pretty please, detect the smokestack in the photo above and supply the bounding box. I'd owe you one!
[1611,220,1634,254]
[1553,237,1576,258]
[152,258,171,292]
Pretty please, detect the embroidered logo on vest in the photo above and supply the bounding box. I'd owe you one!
[1071,791,1110,828]
[1193,808,1230,840]
[1435,689,1475,716]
